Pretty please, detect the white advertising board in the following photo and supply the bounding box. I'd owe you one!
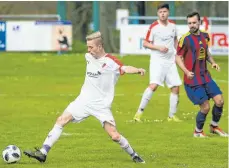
[5,21,72,51]
[116,9,129,30]
[120,25,228,55]
[6,21,52,51]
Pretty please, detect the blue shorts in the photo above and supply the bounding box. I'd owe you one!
[184,80,222,105]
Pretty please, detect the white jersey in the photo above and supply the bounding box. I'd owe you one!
[78,53,124,108]
[145,20,177,63]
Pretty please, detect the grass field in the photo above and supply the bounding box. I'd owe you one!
[0,53,228,168]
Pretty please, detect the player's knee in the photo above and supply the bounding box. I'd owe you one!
[56,116,65,126]
[56,115,71,126]
[171,86,179,94]
[149,84,158,91]
[111,132,121,142]
[201,104,210,113]
[215,99,224,107]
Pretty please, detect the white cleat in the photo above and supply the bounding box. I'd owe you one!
[210,125,228,137]
[193,131,208,138]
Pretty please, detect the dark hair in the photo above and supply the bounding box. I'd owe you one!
[187,12,201,21]
[157,3,169,10]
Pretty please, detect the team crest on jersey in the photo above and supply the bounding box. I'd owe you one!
[198,47,206,60]
[102,63,106,68]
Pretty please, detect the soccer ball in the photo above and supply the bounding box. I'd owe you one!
[2,145,21,164]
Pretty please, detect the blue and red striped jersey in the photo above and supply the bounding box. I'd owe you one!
[177,30,212,86]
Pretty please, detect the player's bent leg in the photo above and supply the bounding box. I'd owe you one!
[212,94,224,107]
[24,112,73,162]
[167,86,182,122]
[184,84,209,137]
[134,83,158,122]
[194,101,210,138]
[103,122,145,163]
[210,94,228,137]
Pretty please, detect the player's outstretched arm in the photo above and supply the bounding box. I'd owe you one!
[121,66,146,76]
[207,49,220,71]
[176,55,194,79]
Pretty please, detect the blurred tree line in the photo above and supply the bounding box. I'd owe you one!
[0,1,228,53]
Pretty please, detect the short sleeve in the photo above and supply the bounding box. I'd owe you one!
[145,26,154,42]
[177,36,188,57]
[205,33,210,46]
[144,22,158,43]
[105,55,125,75]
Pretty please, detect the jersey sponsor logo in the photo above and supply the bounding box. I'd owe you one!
[198,47,206,60]
[87,71,101,78]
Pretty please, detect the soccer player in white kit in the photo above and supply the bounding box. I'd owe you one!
[133,3,182,122]
[24,32,145,163]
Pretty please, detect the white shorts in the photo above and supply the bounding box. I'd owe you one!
[150,61,182,88]
[64,97,116,127]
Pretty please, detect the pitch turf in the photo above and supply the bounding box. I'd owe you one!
[0,53,228,168]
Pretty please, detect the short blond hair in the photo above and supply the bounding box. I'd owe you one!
[86,31,103,46]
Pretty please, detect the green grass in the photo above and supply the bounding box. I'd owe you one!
[0,53,228,168]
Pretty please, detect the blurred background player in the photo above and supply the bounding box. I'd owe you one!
[134,3,182,122]
[24,31,146,163]
[176,12,228,137]
[58,28,70,51]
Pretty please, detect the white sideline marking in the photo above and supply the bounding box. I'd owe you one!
[215,79,228,83]
[0,93,183,97]
[0,79,227,98]
[62,132,72,136]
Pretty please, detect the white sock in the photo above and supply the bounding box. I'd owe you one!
[211,120,218,127]
[137,87,153,113]
[40,124,63,155]
[169,93,179,117]
[118,135,135,156]
[195,127,203,133]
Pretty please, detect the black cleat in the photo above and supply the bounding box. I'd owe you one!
[132,155,145,163]
[23,147,46,163]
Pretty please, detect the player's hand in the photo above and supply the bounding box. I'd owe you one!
[212,63,220,71]
[186,71,194,79]
[137,68,146,76]
[159,46,168,53]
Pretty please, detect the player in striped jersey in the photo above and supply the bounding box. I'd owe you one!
[176,12,227,137]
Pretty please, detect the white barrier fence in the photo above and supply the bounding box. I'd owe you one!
[120,25,228,56]
[0,21,72,51]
